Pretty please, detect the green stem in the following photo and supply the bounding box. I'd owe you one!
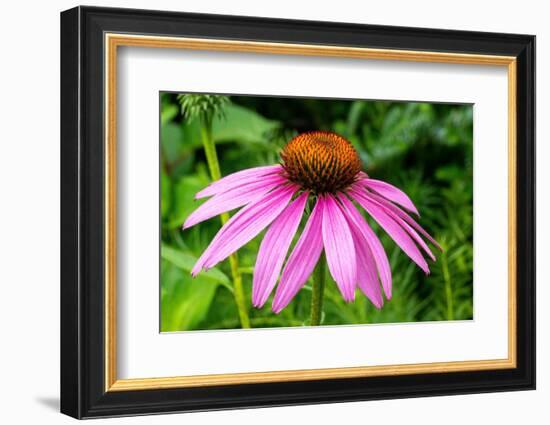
[200,125,251,328]
[309,254,326,326]
[441,249,454,321]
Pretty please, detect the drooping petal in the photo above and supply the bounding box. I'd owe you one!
[183,173,286,229]
[192,184,297,275]
[337,193,393,299]
[349,223,383,308]
[322,194,357,302]
[252,192,308,308]
[360,191,436,260]
[350,187,430,274]
[362,190,441,251]
[272,199,324,313]
[358,177,419,216]
[195,165,283,199]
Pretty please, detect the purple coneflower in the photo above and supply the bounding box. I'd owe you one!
[184,131,440,314]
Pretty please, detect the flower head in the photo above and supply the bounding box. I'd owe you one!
[281,131,362,193]
[184,131,440,313]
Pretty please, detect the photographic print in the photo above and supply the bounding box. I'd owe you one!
[160,93,474,332]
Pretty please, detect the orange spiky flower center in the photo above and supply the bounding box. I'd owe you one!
[281,131,362,194]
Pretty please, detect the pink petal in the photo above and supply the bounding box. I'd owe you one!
[363,190,441,251]
[196,165,283,199]
[183,174,286,229]
[350,186,430,274]
[349,223,383,308]
[337,193,393,299]
[322,194,357,302]
[252,192,308,308]
[360,192,436,260]
[272,199,324,313]
[192,184,297,275]
[359,177,419,216]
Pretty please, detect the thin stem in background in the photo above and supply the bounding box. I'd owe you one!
[309,253,326,326]
[199,125,251,329]
[440,247,454,321]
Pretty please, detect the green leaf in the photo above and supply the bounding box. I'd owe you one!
[160,169,171,219]
[172,104,281,155]
[160,260,220,331]
[161,103,179,126]
[161,122,183,163]
[346,100,366,137]
[166,175,209,229]
[161,245,230,286]
[162,119,206,163]
[180,118,203,151]
[212,103,279,145]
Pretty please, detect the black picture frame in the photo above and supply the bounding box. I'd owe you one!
[61,5,535,419]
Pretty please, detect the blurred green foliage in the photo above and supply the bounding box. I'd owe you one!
[160,92,473,332]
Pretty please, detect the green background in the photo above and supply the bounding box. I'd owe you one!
[160,93,473,332]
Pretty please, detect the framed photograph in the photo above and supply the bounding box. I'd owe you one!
[60,6,535,419]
